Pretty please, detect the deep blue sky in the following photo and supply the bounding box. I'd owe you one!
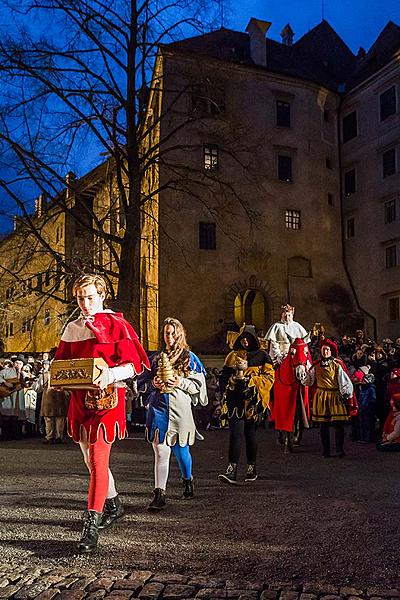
[226,0,400,53]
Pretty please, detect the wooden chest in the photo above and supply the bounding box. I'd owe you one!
[50,357,108,389]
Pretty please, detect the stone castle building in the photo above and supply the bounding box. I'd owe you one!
[0,17,399,353]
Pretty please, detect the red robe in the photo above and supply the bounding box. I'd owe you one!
[54,312,150,444]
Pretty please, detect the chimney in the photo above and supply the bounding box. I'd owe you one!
[65,171,76,207]
[245,18,271,67]
[280,23,294,46]
[35,193,46,217]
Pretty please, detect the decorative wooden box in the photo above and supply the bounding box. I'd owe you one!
[50,357,108,389]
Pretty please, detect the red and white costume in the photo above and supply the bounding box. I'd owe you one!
[54,310,150,512]
[55,310,150,443]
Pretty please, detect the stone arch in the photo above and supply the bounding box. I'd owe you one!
[226,277,281,335]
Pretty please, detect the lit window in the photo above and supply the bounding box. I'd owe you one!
[389,297,400,321]
[199,222,216,250]
[385,199,396,224]
[278,155,293,182]
[380,86,396,122]
[203,145,219,172]
[346,218,355,238]
[276,101,291,127]
[342,110,357,143]
[285,209,301,230]
[385,245,397,269]
[383,148,396,178]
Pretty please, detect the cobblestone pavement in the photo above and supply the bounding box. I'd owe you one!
[1,565,400,600]
[0,428,399,593]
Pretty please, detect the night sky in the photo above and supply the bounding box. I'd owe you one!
[0,0,399,234]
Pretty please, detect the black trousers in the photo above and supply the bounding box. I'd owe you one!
[228,416,257,464]
[320,422,345,456]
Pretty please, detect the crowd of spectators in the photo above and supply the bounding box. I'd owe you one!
[2,330,400,445]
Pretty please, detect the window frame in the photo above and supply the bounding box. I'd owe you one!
[385,244,397,269]
[276,100,291,128]
[285,209,301,230]
[384,199,397,224]
[388,297,400,321]
[342,110,358,143]
[278,155,293,183]
[203,144,219,172]
[199,221,217,250]
[382,147,396,179]
[380,86,397,122]
[344,168,356,196]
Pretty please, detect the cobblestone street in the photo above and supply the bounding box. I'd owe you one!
[0,428,399,597]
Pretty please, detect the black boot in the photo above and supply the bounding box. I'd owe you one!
[245,463,257,482]
[182,478,194,499]
[147,488,166,512]
[283,432,293,454]
[78,510,102,554]
[218,463,237,484]
[98,494,125,530]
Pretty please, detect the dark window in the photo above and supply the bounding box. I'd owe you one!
[199,222,216,250]
[276,101,291,127]
[203,144,219,172]
[342,110,357,143]
[285,209,301,230]
[192,83,225,117]
[344,169,356,196]
[383,148,396,178]
[44,309,50,326]
[346,218,355,238]
[389,297,400,321]
[326,157,332,169]
[380,86,396,121]
[5,324,9,338]
[386,245,397,269]
[9,323,13,337]
[278,155,293,182]
[328,193,334,206]
[385,199,396,224]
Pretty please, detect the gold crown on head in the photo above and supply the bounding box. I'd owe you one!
[280,304,295,313]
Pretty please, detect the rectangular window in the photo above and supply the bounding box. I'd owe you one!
[203,144,219,172]
[380,86,396,121]
[385,199,396,224]
[276,101,291,127]
[342,110,357,143]
[278,155,293,182]
[44,309,50,326]
[5,324,9,338]
[346,217,355,238]
[383,148,396,178]
[386,245,397,269]
[199,222,216,250]
[344,168,356,196]
[389,297,400,321]
[285,209,301,230]
[9,323,13,337]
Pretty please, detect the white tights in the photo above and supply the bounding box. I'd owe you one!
[79,440,117,499]
[152,442,171,491]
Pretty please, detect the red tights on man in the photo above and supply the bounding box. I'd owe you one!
[88,427,112,512]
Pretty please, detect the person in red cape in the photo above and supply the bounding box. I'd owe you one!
[303,339,356,458]
[54,274,150,554]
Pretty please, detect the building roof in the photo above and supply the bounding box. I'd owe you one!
[163,19,400,93]
[346,21,400,89]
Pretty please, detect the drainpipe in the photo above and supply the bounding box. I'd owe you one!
[337,94,377,339]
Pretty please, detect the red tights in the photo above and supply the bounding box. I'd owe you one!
[87,427,112,512]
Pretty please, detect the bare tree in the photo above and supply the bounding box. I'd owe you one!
[0,0,261,336]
